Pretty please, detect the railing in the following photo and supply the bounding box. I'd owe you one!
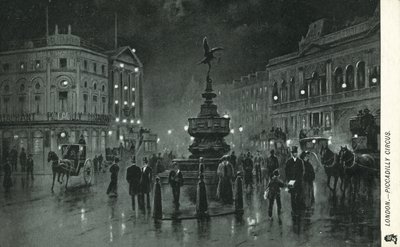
[272,87,380,112]
[0,112,111,124]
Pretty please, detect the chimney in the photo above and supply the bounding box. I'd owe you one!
[68,25,71,34]
[55,24,59,35]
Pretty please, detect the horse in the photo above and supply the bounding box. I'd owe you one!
[338,146,376,204]
[320,146,344,194]
[47,151,74,192]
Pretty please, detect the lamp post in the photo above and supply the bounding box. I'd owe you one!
[239,125,243,149]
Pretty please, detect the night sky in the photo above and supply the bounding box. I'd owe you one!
[0,0,378,133]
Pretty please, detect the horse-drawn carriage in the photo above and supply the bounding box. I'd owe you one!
[48,144,94,191]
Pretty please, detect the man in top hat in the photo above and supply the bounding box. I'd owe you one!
[300,151,315,209]
[243,152,254,191]
[284,146,305,216]
[26,153,34,180]
[140,157,153,209]
[107,157,120,196]
[267,150,279,179]
[169,162,184,209]
[126,156,142,211]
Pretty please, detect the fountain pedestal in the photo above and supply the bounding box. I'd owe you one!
[159,76,231,202]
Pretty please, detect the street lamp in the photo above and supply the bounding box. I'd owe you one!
[239,125,243,148]
[230,129,235,134]
[168,129,172,135]
[184,125,189,131]
[341,83,347,89]
[223,113,229,118]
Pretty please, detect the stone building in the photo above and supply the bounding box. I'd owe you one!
[229,11,380,150]
[0,26,146,172]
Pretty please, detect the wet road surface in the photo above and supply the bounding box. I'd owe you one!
[0,167,380,247]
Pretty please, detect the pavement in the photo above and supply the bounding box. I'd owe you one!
[0,166,380,247]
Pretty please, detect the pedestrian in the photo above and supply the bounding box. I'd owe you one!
[260,153,268,187]
[20,148,27,172]
[98,154,104,171]
[254,151,262,185]
[26,154,34,180]
[216,155,234,204]
[93,155,98,173]
[237,153,245,173]
[266,169,284,219]
[230,151,237,172]
[106,157,120,196]
[267,150,279,179]
[243,152,254,191]
[140,157,153,209]
[10,147,18,172]
[126,156,142,211]
[284,146,305,216]
[300,151,315,209]
[149,153,157,171]
[168,162,184,209]
[3,158,12,192]
[198,157,205,175]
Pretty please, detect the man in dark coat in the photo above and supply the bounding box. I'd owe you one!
[284,146,304,216]
[3,158,12,192]
[19,148,27,172]
[300,151,315,209]
[26,154,34,180]
[98,154,104,171]
[169,162,184,209]
[267,150,279,179]
[229,151,237,172]
[243,152,254,191]
[10,147,18,172]
[126,156,142,211]
[140,157,153,209]
[149,154,157,171]
[106,157,120,196]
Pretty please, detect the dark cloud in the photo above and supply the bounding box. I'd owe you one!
[0,0,378,109]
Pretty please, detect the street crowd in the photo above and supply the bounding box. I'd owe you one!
[104,145,316,220]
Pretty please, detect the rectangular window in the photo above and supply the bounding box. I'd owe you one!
[101,65,105,75]
[19,96,26,113]
[35,60,41,69]
[19,62,26,71]
[83,94,88,113]
[60,58,67,68]
[4,97,10,113]
[93,95,98,114]
[3,63,10,72]
[84,60,88,70]
[102,97,106,114]
[93,63,97,73]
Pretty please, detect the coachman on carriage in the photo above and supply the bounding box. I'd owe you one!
[48,142,94,192]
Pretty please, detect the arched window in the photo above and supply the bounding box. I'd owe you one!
[83,94,88,113]
[289,78,295,101]
[345,65,354,90]
[93,82,97,90]
[84,81,88,88]
[334,67,344,93]
[310,72,320,97]
[272,82,279,103]
[20,84,25,92]
[102,84,105,92]
[357,62,366,89]
[281,80,288,102]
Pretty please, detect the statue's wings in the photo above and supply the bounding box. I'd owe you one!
[203,37,209,54]
[211,47,224,53]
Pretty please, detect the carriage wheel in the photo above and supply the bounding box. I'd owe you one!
[83,159,94,185]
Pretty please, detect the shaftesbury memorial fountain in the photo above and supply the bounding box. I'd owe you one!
[161,37,231,201]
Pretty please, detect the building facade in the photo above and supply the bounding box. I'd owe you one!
[228,12,380,150]
[0,26,145,171]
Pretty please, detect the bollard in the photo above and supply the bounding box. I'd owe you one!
[196,174,208,218]
[234,172,244,215]
[153,177,163,220]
